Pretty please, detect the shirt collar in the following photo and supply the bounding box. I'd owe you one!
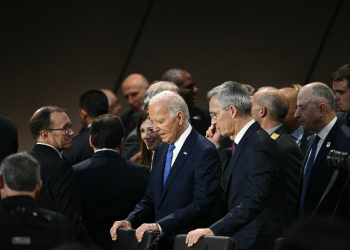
[173,124,192,149]
[36,143,62,158]
[290,125,304,141]
[267,124,282,135]
[317,116,337,140]
[94,149,117,153]
[234,119,255,144]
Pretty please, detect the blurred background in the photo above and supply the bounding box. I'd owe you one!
[1,0,349,151]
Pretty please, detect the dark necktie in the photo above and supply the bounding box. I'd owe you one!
[232,141,237,155]
[163,144,176,187]
[299,135,320,217]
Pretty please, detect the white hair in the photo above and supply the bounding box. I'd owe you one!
[149,90,189,119]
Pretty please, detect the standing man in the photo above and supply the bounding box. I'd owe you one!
[63,90,109,165]
[29,106,90,244]
[187,82,286,250]
[0,152,73,248]
[251,87,304,227]
[110,91,221,249]
[161,69,211,136]
[332,63,350,127]
[73,114,149,250]
[120,73,149,131]
[0,113,18,163]
[280,87,313,154]
[295,82,350,219]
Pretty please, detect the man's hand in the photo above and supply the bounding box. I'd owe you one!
[135,223,160,242]
[205,124,222,148]
[110,220,132,241]
[186,228,214,247]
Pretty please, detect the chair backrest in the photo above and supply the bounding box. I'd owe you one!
[173,234,236,250]
[111,228,158,250]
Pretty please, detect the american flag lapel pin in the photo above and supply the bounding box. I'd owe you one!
[183,152,187,155]
[326,142,331,147]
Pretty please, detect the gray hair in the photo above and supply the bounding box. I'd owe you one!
[142,81,179,110]
[0,152,41,192]
[149,90,189,119]
[257,87,289,122]
[242,84,256,96]
[307,83,336,111]
[207,81,252,117]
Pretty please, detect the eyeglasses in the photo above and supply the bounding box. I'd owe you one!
[46,123,72,134]
[209,107,228,119]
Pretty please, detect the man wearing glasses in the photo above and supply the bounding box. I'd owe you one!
[29,106,91,245]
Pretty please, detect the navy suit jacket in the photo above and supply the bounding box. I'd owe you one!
[62,128,94,165]
[29,144,90,243]
[125,128,221,242]
[210,122,286,250]
[337,111,350,127]
[297,120,350,220]
[73,150,149,250]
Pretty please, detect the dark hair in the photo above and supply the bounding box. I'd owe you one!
[331,63,350,88]
[132,111,152,171]
[79,90,109,118]
[30,106,65,139]
[90,114,125,149]
[0,152,40,192]
[161,68,188,86]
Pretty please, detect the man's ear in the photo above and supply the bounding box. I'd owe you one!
[318,103,327,116]
[80,109,88,122]
[116,138,124,154]
[89,135,94,148]
[0,175,5,189]
[177,111,186,125]
[39,130,50,142]
[35,181,43,196]
[260,107,268,118]
[229,105,238,118]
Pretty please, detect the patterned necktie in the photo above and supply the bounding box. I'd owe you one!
[232,141,237,155]
[299,135,320,217]
[163,144,176,187]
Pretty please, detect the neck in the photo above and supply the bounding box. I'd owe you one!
[232,116,252,138]
[260,119,281,131]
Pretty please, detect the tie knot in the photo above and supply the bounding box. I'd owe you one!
[168,144,176,152]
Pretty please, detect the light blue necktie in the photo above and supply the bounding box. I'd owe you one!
[299,135,320,217]
[163,144,176,187]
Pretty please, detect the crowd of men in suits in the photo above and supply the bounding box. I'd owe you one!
[1,63,350,250]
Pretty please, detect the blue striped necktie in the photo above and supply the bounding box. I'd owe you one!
[163,144,176,187]
[299,135,320,217]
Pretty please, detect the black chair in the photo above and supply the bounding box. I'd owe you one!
[173,234,236,250]
[274,238,285,250]
[111,228,158,250]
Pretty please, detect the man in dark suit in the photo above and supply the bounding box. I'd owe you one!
[29,106,91,244]
[110,91,221,249]
[120,73,150,131]
[332,63,350,128]
[295,82,350,220]
[280,87,313,155]
[251,87,304,228]
[187,82,286,250]
[73,114,149,250]
[0,113,18,163]
[63,90,108,165]
[161,69,212,136]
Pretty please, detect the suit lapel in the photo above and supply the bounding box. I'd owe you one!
[307,122,338,189]
[159,129,197,205]
[226,122,260,188]
[153,144,168,203]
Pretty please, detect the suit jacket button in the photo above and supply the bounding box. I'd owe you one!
[158,209,162,214]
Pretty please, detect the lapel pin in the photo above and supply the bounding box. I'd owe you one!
[183,152,187,155]
[326,142,331,147]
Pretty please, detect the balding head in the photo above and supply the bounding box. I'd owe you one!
[161,69,198,108]
[280,87,300,133]
[100,89,122,116]
[142,81,179,110]
[251,87,289,129]
[295,82,336,133]
[121,73,149,111]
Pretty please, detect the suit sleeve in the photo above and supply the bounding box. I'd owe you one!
[51,161,90,243]
[210,141,278,236]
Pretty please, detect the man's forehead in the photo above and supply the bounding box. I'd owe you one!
[51,112,70,123]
